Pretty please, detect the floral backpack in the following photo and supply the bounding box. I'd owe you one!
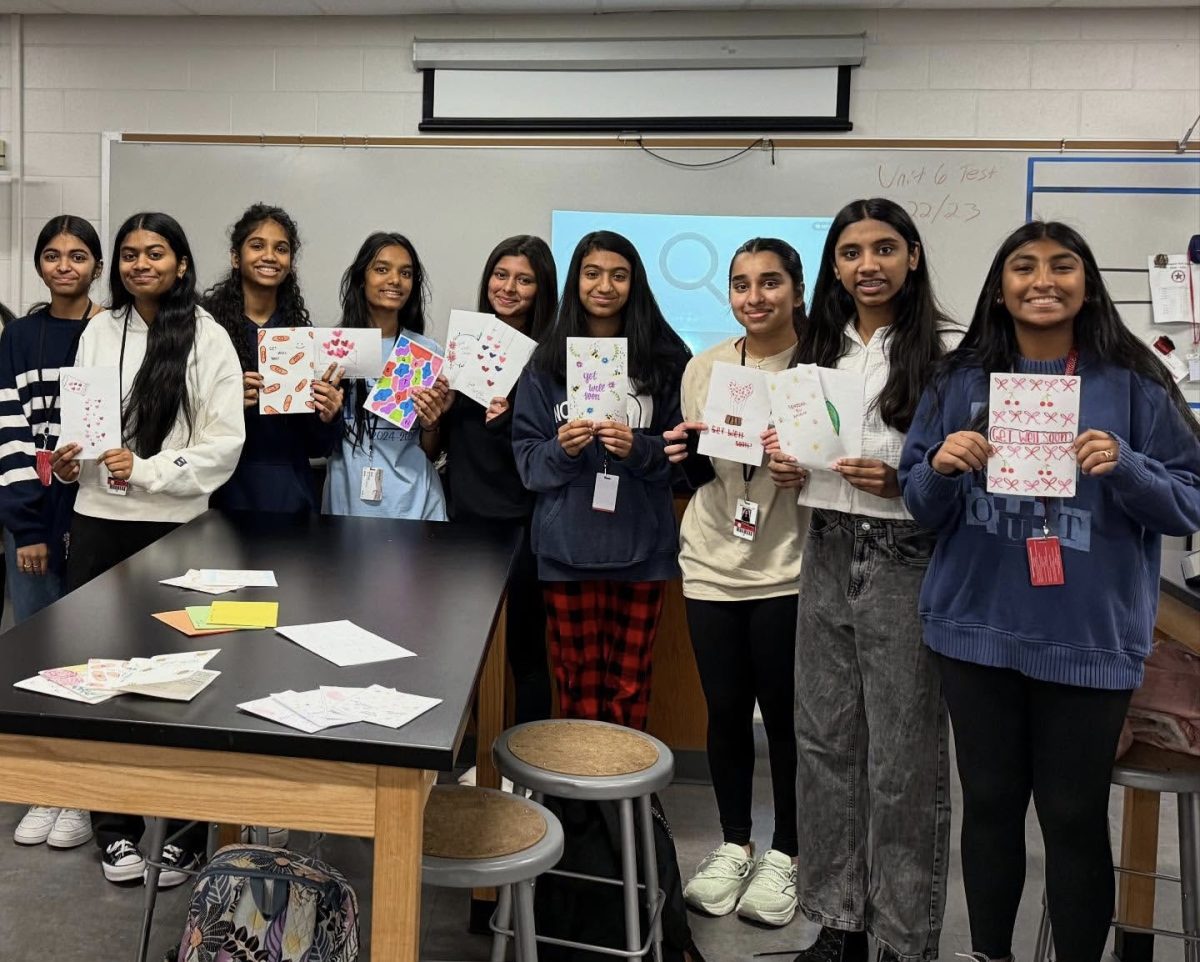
[176,844,359,962]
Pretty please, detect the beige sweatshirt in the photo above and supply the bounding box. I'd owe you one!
[677,337,809,602]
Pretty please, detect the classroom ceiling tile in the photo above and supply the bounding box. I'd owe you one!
[180,0,324,12]
[597,0,745,10]
[47,0,191,11]
[452,0,596,11]
[309,0,458,12]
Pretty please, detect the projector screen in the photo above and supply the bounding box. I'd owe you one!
[551,210,833,355]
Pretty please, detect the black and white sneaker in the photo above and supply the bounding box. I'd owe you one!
[151,844,200,889]
[102,838,145,883]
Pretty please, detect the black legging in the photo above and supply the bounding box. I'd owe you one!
[685,595,798,856]
[936,653,1132,962]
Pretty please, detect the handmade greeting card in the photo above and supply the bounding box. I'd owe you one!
[364,336,445,431]
[58,366,120,459]
[445,310,536,407]
[697,362,772,466]
[566,337,629,423]
[258,328,316,415]
[987,373,1080,497]
[314,327,383,379]
[769,365,865,471]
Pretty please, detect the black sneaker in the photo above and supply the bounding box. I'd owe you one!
[792,927,869,962]
[149,844,200,889]
[102,838,146,883]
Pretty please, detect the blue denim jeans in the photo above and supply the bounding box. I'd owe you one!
[794,508,950,960]
[4,528,64,625]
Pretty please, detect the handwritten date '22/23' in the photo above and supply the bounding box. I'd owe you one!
[876,161,995,223]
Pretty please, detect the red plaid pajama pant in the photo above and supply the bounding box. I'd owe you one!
[542,579,666,732]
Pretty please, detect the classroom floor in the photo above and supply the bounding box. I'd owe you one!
[0,722,1185,961]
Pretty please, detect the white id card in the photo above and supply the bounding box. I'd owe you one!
[360,466,384,502]
[593,473,619,513]
[105,475,129,497]
[733,498,758,541]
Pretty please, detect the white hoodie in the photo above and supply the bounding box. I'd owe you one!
[72,305,245,523]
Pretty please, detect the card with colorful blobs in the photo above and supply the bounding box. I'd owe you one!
[364,335,445,431]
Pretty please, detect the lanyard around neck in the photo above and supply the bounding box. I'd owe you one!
[739,337,756,492]
[1036,346,1079,535]
[34,300,91,449]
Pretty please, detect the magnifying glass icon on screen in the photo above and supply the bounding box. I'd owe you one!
[659,232,726,305]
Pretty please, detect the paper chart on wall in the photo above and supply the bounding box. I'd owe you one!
[769,365,864,471]
[566,337,629,423]
[987,373,1080,497]
[58,366,120,459]
[445,310,537,407]
[696,362,772,467]
[314,327,383,380]
[364,336,445,431]
[258,328,316,415]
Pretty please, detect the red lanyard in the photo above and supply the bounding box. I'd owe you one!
[1037,346,1078,535]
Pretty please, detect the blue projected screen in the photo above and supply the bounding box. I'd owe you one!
[551,210,833,355]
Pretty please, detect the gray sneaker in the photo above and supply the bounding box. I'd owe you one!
[736,849,797,926]
[683,842,754,916]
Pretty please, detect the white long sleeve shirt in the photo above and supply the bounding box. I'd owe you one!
[73,305,245,523]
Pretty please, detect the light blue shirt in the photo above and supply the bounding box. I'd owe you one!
[322,329,447,521]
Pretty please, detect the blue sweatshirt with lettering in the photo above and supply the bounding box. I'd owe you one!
[900,354,1200,690]
[513,367,682,582]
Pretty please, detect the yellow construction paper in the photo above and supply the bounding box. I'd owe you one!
[208,601,279,629]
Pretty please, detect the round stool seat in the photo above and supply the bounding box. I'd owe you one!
[1113,742,1200,795]
[494,719,674,801]
[422,786,564,889]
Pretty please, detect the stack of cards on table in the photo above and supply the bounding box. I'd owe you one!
[238,685,441,733]
[16,650,221,703]
[159,569,278,594]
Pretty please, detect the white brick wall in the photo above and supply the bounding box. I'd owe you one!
[0,5,1197,308]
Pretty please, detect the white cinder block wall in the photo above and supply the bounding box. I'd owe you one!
[0,6,1197,309]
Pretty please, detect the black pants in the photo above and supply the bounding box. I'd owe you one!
[508,524,551,725]
[936,653,1132,962]
[67,514,206,855]
[685,594,799,856]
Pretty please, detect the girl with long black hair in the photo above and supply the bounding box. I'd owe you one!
[513,230,690,731]
[0,215,105,851]
[52,211,244,887]
[203,204,343,513]
[901,221,1200,962]
[439,235,558,727]
[322,231,447,520]
[768,199,958,961]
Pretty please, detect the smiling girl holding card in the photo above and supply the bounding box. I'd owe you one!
[322,232,447,521]
[439,236,558,725]
[662,238,810,927]
[203,204,344,514]
[901,221,1200,962]
[767,199,959,961]
[51,210,244,887]
[513,230,690,730]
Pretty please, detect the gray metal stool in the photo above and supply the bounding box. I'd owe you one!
[492,719,675,962]
[422,785,564,962]
[1033,742,1200,961]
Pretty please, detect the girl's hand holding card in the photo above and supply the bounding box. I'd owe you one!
[595,420,634,459]
[558,419,593,457]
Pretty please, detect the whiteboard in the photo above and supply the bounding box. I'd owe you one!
[106,139,1198,410]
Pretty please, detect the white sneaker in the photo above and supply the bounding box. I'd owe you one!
[682,842,754,916]
[102,838,145,883]
[735,849,798,926]
[240,826,289,847]
[150,844,200,889]
[13,806,60,845]
[47,809,93,848]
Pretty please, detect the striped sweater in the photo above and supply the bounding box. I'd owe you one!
[0,308,86,565]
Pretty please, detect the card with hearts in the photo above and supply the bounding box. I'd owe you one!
[314,327,383,380]
[444,309,536,408]
[986,373,1081,497]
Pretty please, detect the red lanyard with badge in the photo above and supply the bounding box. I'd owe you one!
[34,301,91,487]
[1026,347,1077,587]
[732,336,760,542]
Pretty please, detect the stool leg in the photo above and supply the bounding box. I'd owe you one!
[619,798,642,958]
[490,884,513,962]
[514,879,538,962]
[638,796,663,962]
[1180,791,1200,962]
[135,817,169,962]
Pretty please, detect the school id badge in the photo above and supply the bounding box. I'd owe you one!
[1026,535,1065,587]
[360,466,384,503]
[733,498,759,542]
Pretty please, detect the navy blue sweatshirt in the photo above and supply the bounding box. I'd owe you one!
[0,308,85,569]
[442,391,533,523]
[211,313,341,514]
[900,354,1200,690]
[513,367,682,582]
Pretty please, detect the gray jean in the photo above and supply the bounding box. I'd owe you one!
[794,508,950,960]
